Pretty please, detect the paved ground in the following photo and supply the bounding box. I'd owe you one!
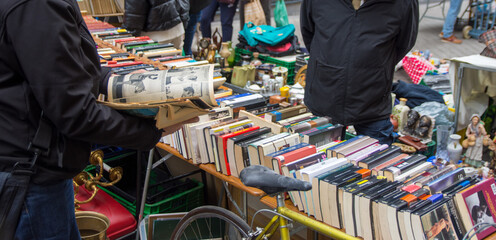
[210,0,486,60]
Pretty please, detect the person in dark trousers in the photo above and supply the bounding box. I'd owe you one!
[200,0,240,42]
[184,0,212,55]
[300,0,419,145]
[0,0,197,239]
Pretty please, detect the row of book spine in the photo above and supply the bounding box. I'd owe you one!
[161,106,496,240]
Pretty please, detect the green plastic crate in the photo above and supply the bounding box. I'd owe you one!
[234,48,296,85]
[419,140,436,158]
[83,151,135,172]
[100,179,204,217]
[345,132,356,140]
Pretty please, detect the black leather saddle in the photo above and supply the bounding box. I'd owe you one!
[240,165,312,195]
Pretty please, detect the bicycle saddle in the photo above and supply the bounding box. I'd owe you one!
[240,165,312,195]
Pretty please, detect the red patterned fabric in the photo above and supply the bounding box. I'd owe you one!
[401,55,436,84]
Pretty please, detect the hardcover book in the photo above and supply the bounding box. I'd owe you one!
[400,194,443,240]
[265,105,308,122]
[371,153,409,176]
[425,168,466,193]
[234,133,274,173]
[281,150,326,210]
[415,165,457,187]
[278,113,314,126]
[329,168,371,228]
[411,199,459,240]
[338,138,379,158]
[271,145,317,175]
[203,117,249,164]
[258,134,300,168]
[357,145,402,169]
[341,176,388,237]
[325,135,365,158]
[300,124,343,147]
[218,126,260,176]
[302,158,349,219]
[382,154,428,181]
[228,127,272,176]
[247,133,290,166]
[347,143,389,165]
[319,163,360,226]
[358,181,402,240]
[288,116,332,133]
[454,178,496,240]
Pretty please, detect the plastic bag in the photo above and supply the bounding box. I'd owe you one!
[274,0,289,27]
[412,101,454,127]
[244,0,266,26]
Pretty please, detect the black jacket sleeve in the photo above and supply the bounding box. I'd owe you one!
[395,0,419,64]
[123,0,150,34]
[300,0,315,52]
[6,0,161,151]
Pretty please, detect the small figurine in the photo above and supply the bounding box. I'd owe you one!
[197,38,211,61]
[404,109,420,135]
[463,114,487,168]
[416,115,432,138]
[480,165,491,179]
[206,44,217,64]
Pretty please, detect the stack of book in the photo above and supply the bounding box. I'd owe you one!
[217,93,277,118]
[96,33,183,59]
[83,15,118,32]
[96,50,160,75]
[161,104,496,240]
[162,110,285,177]
[83,17,205,69]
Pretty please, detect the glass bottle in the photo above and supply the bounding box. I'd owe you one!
[392,98,410,132]
[227,41,235,68]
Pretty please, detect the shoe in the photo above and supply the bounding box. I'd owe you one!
[438,32,444,38]
[441,35,462,44]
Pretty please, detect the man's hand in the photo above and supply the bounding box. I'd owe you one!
[161,117,200,137]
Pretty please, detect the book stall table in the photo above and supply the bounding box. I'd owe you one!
[154,142,361,239]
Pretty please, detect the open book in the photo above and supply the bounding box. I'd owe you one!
[99,65,218,128]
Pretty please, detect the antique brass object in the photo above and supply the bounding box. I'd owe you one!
[75,211,110,240]
[73,150,123,208]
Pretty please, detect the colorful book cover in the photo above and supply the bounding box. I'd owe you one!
[420,201,459,240]
[455,178,496,240]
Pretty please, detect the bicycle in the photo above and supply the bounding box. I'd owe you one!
[169,165,360,240]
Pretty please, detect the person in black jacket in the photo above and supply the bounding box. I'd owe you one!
[124,0,190,49]
[300,0,418,145]
[0,0,196,239]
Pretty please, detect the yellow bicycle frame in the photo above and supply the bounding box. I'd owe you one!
[256,195,360,240]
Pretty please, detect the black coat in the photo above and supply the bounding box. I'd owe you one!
[300,0,418,126]
[0,0,161,184]
[124,0,190,34]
